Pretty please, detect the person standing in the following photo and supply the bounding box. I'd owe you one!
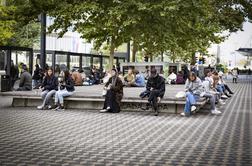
[100,69,123,113]
[6,60,19,89]
[141,68,166,116]
[37,67,58,110]
[232,68,238,83]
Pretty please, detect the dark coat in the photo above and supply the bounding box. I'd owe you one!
[146,74,166,98]
[104,76,123,113]
[19,71,32,90]
[42,75,58,91]
[32,67,41,80]
[62,76,75,92]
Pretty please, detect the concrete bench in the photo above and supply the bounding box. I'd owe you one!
[0,90,207,114]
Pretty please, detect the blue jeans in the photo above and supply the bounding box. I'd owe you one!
[216,84,225,94]
[41,90,56,107]
[184,92,199,115]
[55,89,74,104]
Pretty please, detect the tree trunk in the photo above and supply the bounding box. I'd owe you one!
[191,52,196,65]
[150,54,153,62]
[109,38,115,70]
[132,41,137,62]
[161,52,164,62]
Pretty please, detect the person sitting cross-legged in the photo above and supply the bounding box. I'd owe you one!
[141,68,165,116]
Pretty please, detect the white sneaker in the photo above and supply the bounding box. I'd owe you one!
[191,106,197,112]
[180,112,185,116]
[211,109,222,115]
[37,105,44,110]
[221,95,228,99]
[218,99,226,105]
[100,109,108,113]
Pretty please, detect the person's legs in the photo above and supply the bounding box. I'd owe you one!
[224,84,234,94]
[204,93,216,110]
[40,90,49,106]
[216,85,223,94]
[148,90,160,115]
[103,90,112,109]
[54,91,60,104]
[58,90,73,105]
[43,90,56,107]
[183,92,196,116]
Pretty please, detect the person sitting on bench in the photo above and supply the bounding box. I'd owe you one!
[17,64,32,91]
[37,67,58,110]
[124,68,136,87]
[141,68,165,116]
[100,69,124,113]
[51,70,75,110]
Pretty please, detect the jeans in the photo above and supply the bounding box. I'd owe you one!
[55,89,73,104]
[203,93,216,110]
[184,92,199,115]
[216,85,224,94]
[41,90,56,107]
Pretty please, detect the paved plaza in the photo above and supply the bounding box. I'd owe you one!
[0,79,252,165]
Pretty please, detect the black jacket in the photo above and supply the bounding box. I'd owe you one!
[146,74,166,98]
[42,75,58,91]
[63,76,75,92]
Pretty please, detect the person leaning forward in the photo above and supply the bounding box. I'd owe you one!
[141,68,166,116]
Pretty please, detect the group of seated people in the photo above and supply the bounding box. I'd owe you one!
[180,69,234,117]
[15,63,234,117]
[167,70,186,85]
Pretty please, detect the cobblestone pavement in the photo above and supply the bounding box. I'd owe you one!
[0,80,252,166]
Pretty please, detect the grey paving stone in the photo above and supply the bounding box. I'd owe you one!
[0,80,252,165]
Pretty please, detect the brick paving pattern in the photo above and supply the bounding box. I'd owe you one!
[0,80,252,165]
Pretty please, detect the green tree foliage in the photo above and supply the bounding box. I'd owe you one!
[3,0,252,68]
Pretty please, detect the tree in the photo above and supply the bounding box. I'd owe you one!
[8,0,252,66]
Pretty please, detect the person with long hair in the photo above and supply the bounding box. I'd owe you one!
[181,72,221,117]
[51,70,75,110]
[37,67,58,110]
[100,69,123,113]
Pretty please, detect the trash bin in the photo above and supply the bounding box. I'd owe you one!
[1,75,11,92]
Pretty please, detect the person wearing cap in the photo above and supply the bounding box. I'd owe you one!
[142,68,165,116]
[100,68,123,113]
[17,64,32,91]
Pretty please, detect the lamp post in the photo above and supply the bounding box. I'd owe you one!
[40,13,46,69]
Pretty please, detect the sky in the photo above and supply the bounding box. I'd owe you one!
[208,21,252,68]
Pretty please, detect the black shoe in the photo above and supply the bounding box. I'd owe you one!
[50,104,58,110]
[230,92,234,94]
[55,105,65,111]
[154,109,159,116]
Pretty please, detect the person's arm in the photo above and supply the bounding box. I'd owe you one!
[184,79,190,91]
[158,78,166,98]
[105,77,112,87]
[19,74,24,87]
[146,78,151,91]
[65,77,75,89]
[111,78,123,92]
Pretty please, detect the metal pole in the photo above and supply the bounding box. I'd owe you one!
[40,13,46,69]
